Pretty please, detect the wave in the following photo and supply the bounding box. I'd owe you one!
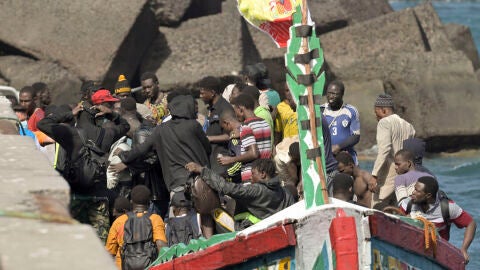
[439,160,480,176]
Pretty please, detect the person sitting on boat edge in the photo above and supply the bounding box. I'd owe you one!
[185,158,295,230]
[398,176,476,264]
[332,173,355,204]
[402,137,435,177]
[335,152,372,208]
[393,149,433,204]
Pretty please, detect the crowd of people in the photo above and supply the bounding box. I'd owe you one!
[7,62,476,267]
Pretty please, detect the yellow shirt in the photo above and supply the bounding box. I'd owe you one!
[105,212,167,269]
[275,101,298,138]
[144,97,168,125]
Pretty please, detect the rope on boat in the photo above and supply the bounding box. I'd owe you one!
[415,216,438,257]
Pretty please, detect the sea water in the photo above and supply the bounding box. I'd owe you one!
[386,1,480,268]
[389,1,480,53]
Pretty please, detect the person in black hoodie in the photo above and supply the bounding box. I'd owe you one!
[116,90,211,192]
[38,91,129,243]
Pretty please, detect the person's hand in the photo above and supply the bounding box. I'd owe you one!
[185,162,203,174]
[93,104,112,118]
[113,148,123,156]
[230,130,239,139]
[461,248,470,265]
[72,103,83,116]
[109,162,127,174]
[367,176,378,193]
[332,144,341,155]
[217,155,234,165]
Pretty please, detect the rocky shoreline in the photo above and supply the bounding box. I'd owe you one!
[0,0,479,152]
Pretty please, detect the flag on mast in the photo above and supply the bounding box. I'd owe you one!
[237,0,302,48]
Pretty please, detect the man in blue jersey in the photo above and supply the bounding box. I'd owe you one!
[321,80,361,164]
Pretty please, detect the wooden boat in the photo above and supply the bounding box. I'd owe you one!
[150,200,465,269]
[151,1,466,269]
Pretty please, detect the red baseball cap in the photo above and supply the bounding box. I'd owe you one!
[91,89,119,105]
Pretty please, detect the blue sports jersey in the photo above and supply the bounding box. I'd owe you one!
[321,103,360,162]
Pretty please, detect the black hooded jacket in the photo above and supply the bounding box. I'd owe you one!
[38,106,129,195]
[200,167,295,220]
[120,95,211,191]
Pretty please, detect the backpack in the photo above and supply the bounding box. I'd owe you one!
[62,129,107,191]
[167,214,200,246]
[121,212,158,270]
[406,190,451,229]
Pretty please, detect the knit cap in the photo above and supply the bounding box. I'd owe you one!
[114,74,131,94]
[374,94,394,108]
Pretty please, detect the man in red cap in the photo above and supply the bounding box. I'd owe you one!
[39,88,130,244]
[78,89,120,128]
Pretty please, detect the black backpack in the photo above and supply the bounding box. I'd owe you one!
[406,190,451,229]
[62,129,107,191]
[167,215,200,247]
[121,212,158,270]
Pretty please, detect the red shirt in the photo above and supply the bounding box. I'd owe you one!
[27,108,45,132]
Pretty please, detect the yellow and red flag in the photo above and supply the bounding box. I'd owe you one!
[237,0,302,48]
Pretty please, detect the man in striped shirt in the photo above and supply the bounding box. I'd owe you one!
[371,94,415,207]
[219,94,272,182]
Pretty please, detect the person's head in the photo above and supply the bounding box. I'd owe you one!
[12,104,28,121]
[332,173,354,201]
[394,149,415,175]
[120,96,137,114]
[130,185,151,206]
[288,142,300,165]
[197,76,222,104]
[91,89,119,108]
[113,197,132,218]
[230,94,255,122]
[243,63,270,89]
[167,90,196,119]
[114,74,132,99]
[402,138,426,166]
[241,85,260,107]
[166,88,192,104]
[253,63,271,90]
[220,109,239,133]
[19,86,36,116]
[335,151,355,176]
[229,82,246,103]
[243,64,262,86]
[171,191,192,216]
[251,158,276,183]
[32,82,51,108]
[326,80,344,109]
[412,176,439,204]
[140,72,159,100]
[80,80,101,102]
[283,82,296,111]
[374,94,394,121]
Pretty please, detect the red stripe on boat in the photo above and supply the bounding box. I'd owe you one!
[151,223,296,270]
